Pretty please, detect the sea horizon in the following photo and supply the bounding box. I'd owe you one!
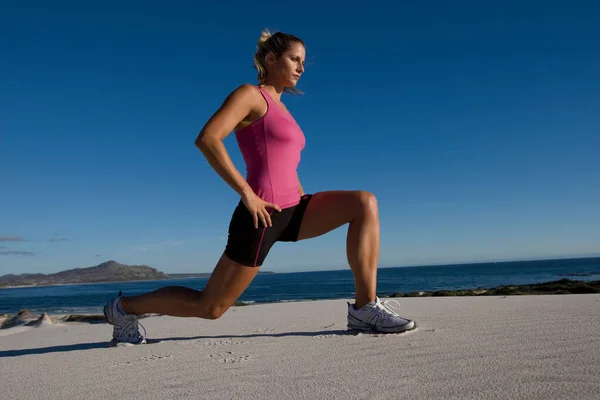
[1,256,599,315]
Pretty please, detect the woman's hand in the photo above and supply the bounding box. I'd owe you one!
[242,192,281,228]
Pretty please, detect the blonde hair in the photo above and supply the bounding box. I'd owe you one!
[253,29,305,95]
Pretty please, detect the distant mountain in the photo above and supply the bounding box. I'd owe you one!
[0,261,168,288]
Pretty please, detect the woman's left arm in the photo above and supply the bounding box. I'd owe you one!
[297,173,304,196]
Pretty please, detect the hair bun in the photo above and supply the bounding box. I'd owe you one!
[258,29,272,46]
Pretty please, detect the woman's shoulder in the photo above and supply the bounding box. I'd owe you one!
[231,83,262,96]
[223,83,264,105]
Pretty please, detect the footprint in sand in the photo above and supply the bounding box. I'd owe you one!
[204,339,251,346]
[209,351,252,363]
[222,354,252,363]
[114,353,173,366]
[174,338,250,346]
[253,328,275,333]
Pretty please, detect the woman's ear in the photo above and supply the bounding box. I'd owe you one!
[265,52,276,68]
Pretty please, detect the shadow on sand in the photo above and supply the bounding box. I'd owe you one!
[0,329,359,358]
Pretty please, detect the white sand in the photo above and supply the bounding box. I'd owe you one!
[1,295,599,399]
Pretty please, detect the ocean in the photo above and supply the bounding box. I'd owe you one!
[1,257,599,315]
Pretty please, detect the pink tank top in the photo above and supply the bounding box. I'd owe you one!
[234,86,306,209]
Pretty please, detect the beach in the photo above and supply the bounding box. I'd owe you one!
[1,294,599,399]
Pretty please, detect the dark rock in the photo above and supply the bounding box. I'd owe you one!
[388,279,600,298]
[1,309,38,329]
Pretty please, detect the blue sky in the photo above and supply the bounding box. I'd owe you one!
[1,1,599,275]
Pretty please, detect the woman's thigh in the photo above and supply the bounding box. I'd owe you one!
[296,190,377,241]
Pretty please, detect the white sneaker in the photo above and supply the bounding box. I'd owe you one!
[347,297,416,333]
[103,291,147,345]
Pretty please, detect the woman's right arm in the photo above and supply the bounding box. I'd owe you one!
[195,84,281,228]
[195,84,256,199]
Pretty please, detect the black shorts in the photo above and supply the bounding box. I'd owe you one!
[224,194,313,267]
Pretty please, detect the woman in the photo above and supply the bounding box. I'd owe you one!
[104,30,416,345]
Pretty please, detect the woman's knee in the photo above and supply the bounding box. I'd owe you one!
[189,291,230,319]
[354,190,378,217]
[205,305,227,319]
[198,303,229,319]
[196,253,259,319]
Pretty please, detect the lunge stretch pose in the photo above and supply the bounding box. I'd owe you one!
[104,30,416,344]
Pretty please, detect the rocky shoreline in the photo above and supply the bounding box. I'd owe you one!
[2,279,598,329]
[388,278,600,297]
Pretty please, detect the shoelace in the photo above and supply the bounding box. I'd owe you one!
[116,318,147,344]
[374,299,402,318]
